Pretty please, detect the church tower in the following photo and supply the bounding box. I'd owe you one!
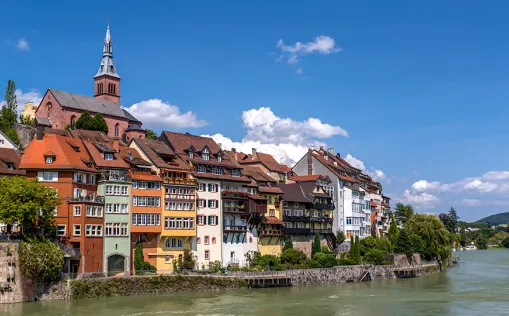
[94,23,121,104]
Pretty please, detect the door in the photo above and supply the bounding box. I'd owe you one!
[107,254,125,276]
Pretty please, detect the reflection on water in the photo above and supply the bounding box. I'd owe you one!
[2,250,509,316]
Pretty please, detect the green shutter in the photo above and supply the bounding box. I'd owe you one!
[215,216,218,225]
[208,184,211,192]
[208,216,212,225]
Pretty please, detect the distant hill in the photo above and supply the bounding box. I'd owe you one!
[477,212,509,226]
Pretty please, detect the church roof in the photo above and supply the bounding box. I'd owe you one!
[94,23,120,79]
[48,89,128,119]
[122,109,141,123]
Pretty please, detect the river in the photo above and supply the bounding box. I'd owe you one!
[2,250,509,316]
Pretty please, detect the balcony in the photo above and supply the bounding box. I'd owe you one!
[224,225,247,232]
[98,174,131,183]
[283,215,310,222]
[284,227,310,234]
[314,203,335,210]
[259,229,283,237]
[164,194,195,202]
[310,216,333,224]
[310,228,333,234]
[57,242,81,258]
[164,178,197,186]
[69,195,105,204]
[222,191,249,199]
[248,204,267,214]
[223,207,246,214]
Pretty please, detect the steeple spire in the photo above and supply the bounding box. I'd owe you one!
[94,23,120,79]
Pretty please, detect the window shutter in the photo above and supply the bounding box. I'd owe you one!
[214,184,218,192]
[208,200,212,208]
[133,197,137,206]
[215,216,218,225]
[208,184,212,192]
[208,216,211,225]
[83,174,87,184]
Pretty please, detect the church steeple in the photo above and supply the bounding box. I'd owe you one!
[94,23,121,104]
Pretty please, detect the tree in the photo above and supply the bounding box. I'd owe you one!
[336,230,346,245]
[364,249,385,265]
[409,234,425,256]
[134,243,144,273]
[489,231,509,246]
[311,233,321,257]
[448,207,459,233]
[1,80,20,144]
[502,237,509,248]
[0,177,60,235]
[283,235,293,251]
[459,225,467,247]
[405,214,450,264]
[393,203,414,225]
[18,238,64,282]
[91,113,108,134]
[75,110,94,130]
[377,236,392,253]
[280,248,307,265]
[475,234,488,250]
[354,236,361,264]
[360,236,377,256]
[388,217,400,246]
[312,252,337,268]
[145,129,158,140]
[19,114,33,126]
[394,229,413,255]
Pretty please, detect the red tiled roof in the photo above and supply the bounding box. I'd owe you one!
[262,216,283,225]
[237,151,286,173]
[291,175,321,182]
[242,166,277,182]
[83,141,130,169]
[0,148,25,176]
[131,172,162,181]
[191,171,251,183]
[20,134,97,172]
[163,131,221,156]
[132,138,189,171]
[258,186,283,194]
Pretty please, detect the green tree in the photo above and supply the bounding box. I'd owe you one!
[409,233,425,256]
[405,214,451,263]
[1,80,20,144]
[312,252,337,268]
[393,203,414,225]
[134,243,144,273]
[336,230,346,245]
[364,249,385,265]
[489,231,509,246]
[18,238,65,282]
[388,217,400,247]
[283,235,293,251]
[180,249,196,270]
[459,225,467,247]
[0,176,60,235]
[354,236,361,264]
[75,110,93,130]
[394,229,413,255]
[360,236,377,256]
[501,237,509,248]
[145,129,158,140]
[311,233,321,257]
[280,248,307,265]
[376,236,392,253]
[19,114,33,126]
[448,207,459,233]
[91,113,108,134]
[475,234,488,250]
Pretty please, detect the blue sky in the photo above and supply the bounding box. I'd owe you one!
[2,0,509,221]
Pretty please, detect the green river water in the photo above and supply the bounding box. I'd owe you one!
[2,250,509,316]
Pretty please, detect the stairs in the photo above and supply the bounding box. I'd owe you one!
[325,233,338,252]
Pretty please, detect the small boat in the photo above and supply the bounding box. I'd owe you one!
[464,245,477,251]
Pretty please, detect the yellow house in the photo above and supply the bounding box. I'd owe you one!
[21,102,37,120]
[128,138,197,272]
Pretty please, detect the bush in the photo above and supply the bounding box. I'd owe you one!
[280,248,307,265]
[307,259,321,268]
[377,236,392,253]
[409,234,425,256]
[180,249,196,270]
[338,258,356,266]
[313,253,337,268]
[502,237,509,248]
[257,255,281,270]
[283,236,293,251]
[360,236,377,256]
[311,233,321,256]
[364,249,385,265]
[18,239,65,282]
[321,245,332,254]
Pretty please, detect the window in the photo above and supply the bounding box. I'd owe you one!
[208,215,217,225]
[197,237,201,244]
[212,237,216,244]
[86,206,103,217]
[204,236,210,245]
[294,202,299,208]
[165,238,183,248]
[56,225,66,237]
[269,209,275,217]
[217,153,222,162]
[197,165,206,173]
[164,217,194,230]
[114,123,119,137]
[283,201,288,207]
[74,205,81,216]
[106,185,113,194]
[283,209,291,216]
[197,215,204,225]
[113,186,120,195]
[104,153,114,160]
[232,169,241,177]
[189,150,194,159]
[212,167,223,175]
[207,199,217,208]
[121,186,128,195]
[89,175,95,184]
[133,196,160,207]
[202,148,209,160]
[104,223,129,236]
[198,183,205,191]
[346,217,352,225]
[205,250,210,260]
[45,157,54,164]
[208,184,218,193]
[73,224,81,236]
[38,171,58,182]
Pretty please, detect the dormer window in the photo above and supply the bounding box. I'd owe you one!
[197,165,207,173]
[189,149,194,159]
[202,148,209,160]
[104,153,114,160]
[6,163,14,170]
[217,153,222,162]
[46,157,54,164]
[232,169,241,177]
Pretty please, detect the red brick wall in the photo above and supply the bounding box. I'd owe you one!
[94,76,120,104]
[126,129,146,142]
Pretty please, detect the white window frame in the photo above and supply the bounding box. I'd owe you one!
[73,205,81,216]
[56,225,66,237]
[73,224,81,236]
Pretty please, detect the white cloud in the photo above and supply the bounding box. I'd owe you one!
[345,154,365,170]
[295,68,303,75]
[411,180,447,192]
[463,179,498,193]
[242,107,347,145]
[462,198,481,207]
[403,189,439,208]
[16,38,29,51]
[344,153,388,183]
[122,99,207,129]
[0,89,42,114]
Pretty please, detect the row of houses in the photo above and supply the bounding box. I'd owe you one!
[1,24,391,274]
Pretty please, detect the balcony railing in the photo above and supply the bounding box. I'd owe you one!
[284,227,310,234]
[163,178,197,185]
[164,194,195,201]
[310,228,333,234]
[98,174,131,183]
[314,203,335,210]
[223,207,246,214]
[57,242,81,258]
[283,215,310,222]
[310,216,333,224]
[248,204,267,214]
[222,191,249,198]
[259,229,283,237]
[224,225,248,232]
[69,195,105,204]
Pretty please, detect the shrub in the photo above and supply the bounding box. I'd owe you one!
[311,233,321,257]
[283,236,293,251]
[364,249,385,265]
[377,236,392,253]
[360,236,377,256]
[307,259,321,268]
[313,253,337,268]
[338,258,356,266]
[502,237,509,248]
[257,254,281,270]
[280,248,307,265]
[18,239,64,282]
[321,245,332,254]
[208,261,222,272]
[180,249,196,270]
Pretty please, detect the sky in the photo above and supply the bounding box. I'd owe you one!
[2,0,509,221]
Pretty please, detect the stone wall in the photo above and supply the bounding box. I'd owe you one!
[291,235,329,257]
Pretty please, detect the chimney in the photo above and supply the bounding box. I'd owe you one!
[218,143,222,150]
[310,145,315,151]
[113,139,119,153]
[319,146,324,151]
[328,148,334,155]
[252,148,257,159]
[232,148,236,153]
[36,127,44,140]
[307,150,313,175]
[336,153,341,158]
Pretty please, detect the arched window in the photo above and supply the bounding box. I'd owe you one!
[108,83,112,94]
[114,123,119,137]
[112,84,116,95]
[70,115,76,127]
